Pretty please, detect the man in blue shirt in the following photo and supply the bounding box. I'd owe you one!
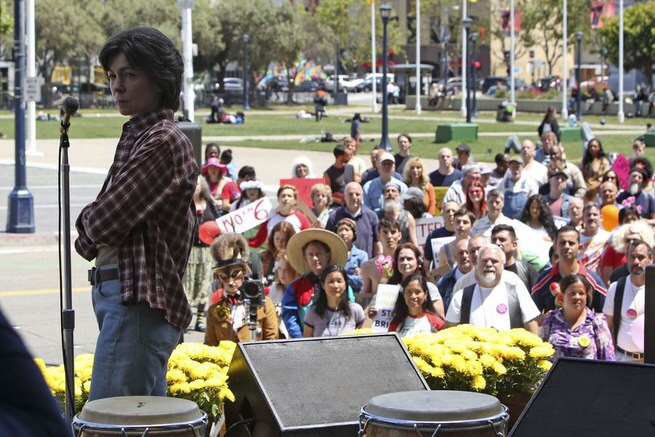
[326,182,380,258]
[362,152,407,214]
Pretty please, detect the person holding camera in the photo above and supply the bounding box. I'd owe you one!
[204,233,279,345]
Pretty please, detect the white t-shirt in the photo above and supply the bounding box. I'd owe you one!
[603,278,644,353]
[304,302,366,337]
[396,314,439,337]
[446,273,540,331]
[426,282,443,302]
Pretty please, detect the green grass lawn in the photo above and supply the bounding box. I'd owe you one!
[2,104,652,164]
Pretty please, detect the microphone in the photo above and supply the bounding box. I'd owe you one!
[60,96,79,134]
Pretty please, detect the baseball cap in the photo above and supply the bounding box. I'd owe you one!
[456,143,471,153]
[508,156,523,165]
[480,165,492,175]
[379,152,395,163]
[549,170,569,180]
[402,187,424,202]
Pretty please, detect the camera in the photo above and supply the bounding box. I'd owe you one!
[240,277,264,308]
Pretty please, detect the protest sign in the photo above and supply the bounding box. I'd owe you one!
[279,177,323,208]
[371,284,401,333]
[415,216,445,250]
[215,197,273,234]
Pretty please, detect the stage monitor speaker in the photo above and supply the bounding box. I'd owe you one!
[510,357,655,436]
[224,333,429,437]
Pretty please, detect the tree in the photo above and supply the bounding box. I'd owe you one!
[598,1,655,89]
[519,0,591,75]
[313,0,405,75]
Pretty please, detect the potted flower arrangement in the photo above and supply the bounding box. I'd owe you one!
[36,341,236,436]
[403,325,554,427]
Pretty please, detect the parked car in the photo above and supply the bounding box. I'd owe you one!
[533,75,562,92]
[480,76,507,94]
[222,77,243,93]
[353,74,396,93]
[295,80,322,92]
[257,75,289,92]
[325,75,354,92]
[445,77,462,95]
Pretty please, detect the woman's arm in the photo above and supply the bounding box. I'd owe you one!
[432,299,445,319]
[594,314,616,361]
[407,215,418,248]
[303,324,314,338]
[261,298,280,340]
[426,184,436,216]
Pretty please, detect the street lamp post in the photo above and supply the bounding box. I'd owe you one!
[243,34,250,110]
[575,31,583,121]
[7,0,34,234]
[463,17,472,124]
[379,4,392,151]
[471,31,478,117]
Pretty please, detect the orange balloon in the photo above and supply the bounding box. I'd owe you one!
[601,204,619,231]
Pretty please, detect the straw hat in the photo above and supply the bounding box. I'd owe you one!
[286,228,348,275]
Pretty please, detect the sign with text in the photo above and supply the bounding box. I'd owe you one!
[371,284,400,333]
[415,216,445,250]
[215,197,273,234]
[610,153,630,190]
[279,178,323,209]
[430,237,455,264]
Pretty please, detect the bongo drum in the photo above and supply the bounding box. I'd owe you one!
[72,396,208,437]
[359,390,508,437]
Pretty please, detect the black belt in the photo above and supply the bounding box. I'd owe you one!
[616,346,643,360]
[88,267,119,286]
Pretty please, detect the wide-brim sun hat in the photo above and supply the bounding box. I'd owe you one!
[201,157,228,175]
[286,228,348,275]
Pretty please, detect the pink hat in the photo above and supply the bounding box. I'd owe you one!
[201,157,228,175]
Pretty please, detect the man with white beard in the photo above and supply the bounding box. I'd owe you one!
[616,167,655,223]
[445,244,540,333]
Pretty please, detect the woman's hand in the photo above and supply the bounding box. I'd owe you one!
[368,306,378,318]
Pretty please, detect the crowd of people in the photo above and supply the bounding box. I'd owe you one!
[189,109,654,366]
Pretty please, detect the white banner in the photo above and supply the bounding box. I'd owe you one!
[214,197,273,234]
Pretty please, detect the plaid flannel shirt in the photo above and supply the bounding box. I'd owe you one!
[75,109,198,330]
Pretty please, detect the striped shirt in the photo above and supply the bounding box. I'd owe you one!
[531,263,607,313]
[75,109,198,330]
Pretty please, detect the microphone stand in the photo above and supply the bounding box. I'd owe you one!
[59,119,75,422]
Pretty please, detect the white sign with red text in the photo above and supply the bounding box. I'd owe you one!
[215,197,273,234]
[415,216,445,250]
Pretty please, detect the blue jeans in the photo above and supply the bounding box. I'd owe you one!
[88,264,181,401]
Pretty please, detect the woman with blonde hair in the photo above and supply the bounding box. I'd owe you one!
[310,183,333,228]
[403,156,436,215]
[598,217,654,285]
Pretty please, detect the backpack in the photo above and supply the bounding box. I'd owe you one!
[611,277,628,342]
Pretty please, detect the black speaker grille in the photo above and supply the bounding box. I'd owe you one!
[511,358,655,436]
[236,334,428,430]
